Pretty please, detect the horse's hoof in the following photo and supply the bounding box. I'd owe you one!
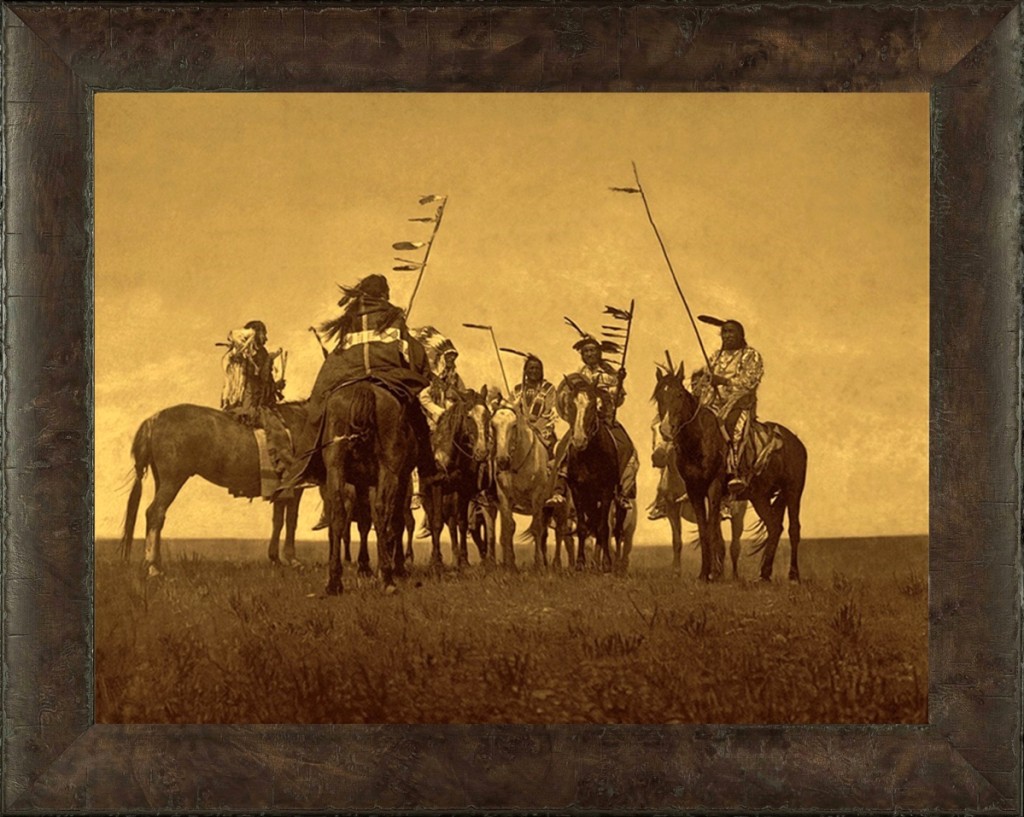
[325,582,343,596]
[384,584,398,595]
[788,572,800,583]
[357,565,373,578]
[146,565,162,579]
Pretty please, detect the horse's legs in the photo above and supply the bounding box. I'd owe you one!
[340,486,353,563]
[496,480,517,568]
[392,478,410,579]
[667,505,683,575]
[426,484,445,569]
[283,493,301,565]
[324,455,349,596]
[356,484,373,577]
[595,497,612,572]
[617,505,635,574]
[268,500,285,563]
[531,512,547,569]
[729,501,746,579]
[144,474,186,577]
[688,489,715,581]
[749,492,784,581]
[373,469,403,588]
[404,486,415,564]
[786,491,802,582]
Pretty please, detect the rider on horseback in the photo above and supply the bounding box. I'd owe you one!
[551,334,639,510]
[221,320,285,425]
[276,274,440,519]
[692,316,764,494]
[508,352,558,454]
[417,330,466,430]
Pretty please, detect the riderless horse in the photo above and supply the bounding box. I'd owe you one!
[653,360,807,581]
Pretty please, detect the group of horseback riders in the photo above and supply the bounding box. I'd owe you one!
[219,273,765,524]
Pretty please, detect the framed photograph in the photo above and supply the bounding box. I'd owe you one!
[3,2,1020,814]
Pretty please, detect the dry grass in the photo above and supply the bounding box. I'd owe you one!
[95,537,928,724]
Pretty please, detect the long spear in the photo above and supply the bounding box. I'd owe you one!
[611,163,715,383]
[462,322,511,398]
[404,194,448,319]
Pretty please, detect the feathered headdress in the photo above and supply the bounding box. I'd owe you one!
[564,316,621,355]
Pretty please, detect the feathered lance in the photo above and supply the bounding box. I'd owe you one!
[463,323,512,398]
[608,300,635,427]
[402,194,448,320]
[611,163,716,390]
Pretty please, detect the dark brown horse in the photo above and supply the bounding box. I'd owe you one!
[321,382,417,594]
[425,388,492,568]
[556,374,622,571]
[653,361,807,581]
[121,402,309,576]
[651,437,748,576]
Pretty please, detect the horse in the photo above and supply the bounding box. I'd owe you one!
[321,381,417,594]
[651,436,749,576]
[423,388,492,568]
[556,374,628,572]
[121,401,309,576]
[653,361,807,581]
[490,401,569,568]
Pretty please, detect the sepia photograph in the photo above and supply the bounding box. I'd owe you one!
[94,91,929,725]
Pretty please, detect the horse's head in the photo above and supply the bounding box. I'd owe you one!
[490,402,521,472]
[464,386,492,464]
[434,388,492,470]
[557,374,600,450]
[652,359,694,443]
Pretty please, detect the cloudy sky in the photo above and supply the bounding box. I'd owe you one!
[95,93,929,543]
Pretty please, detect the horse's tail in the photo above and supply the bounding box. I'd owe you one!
[121,415,155,561]
[348,383,377,442]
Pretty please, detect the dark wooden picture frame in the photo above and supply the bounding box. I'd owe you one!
[2,2,1020,813]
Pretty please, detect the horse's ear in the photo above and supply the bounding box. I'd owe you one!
[655,366,665,384]
[480,384,488,404]
[676,361,686,381]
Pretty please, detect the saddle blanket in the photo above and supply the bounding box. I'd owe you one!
[254,428,297,500]
[749,421,784,476]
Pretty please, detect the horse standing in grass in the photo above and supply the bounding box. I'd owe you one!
[653,361,806,581]
[121,401,309,576]
[321,382,418,594]
[491,401,570,568]
[424,388,492,568]
[556,375,624,571]
[651,437,749,577]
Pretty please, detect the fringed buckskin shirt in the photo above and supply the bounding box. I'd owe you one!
[694,346,764,420]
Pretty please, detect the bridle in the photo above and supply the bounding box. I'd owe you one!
[567,383,602,449]
[494,404,537,471]
[657,383,701,442]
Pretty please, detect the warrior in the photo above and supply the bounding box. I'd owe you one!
[414,328,467,430]
[275,274,440,520]
[552,332,639,510]
[221,319,285,426]
[691,315,764,494]
[506,350,558,454]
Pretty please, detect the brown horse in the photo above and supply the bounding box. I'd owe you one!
[321,382,417,594]
[556,374,624,571]
[653,361,807,581]
[121,402,309,576]
[425,388,492,568]
[651,438,748,577]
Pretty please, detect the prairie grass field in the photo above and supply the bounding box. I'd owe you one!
[96,535,927,724]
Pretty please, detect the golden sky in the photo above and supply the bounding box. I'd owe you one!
[95,93,929,542]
